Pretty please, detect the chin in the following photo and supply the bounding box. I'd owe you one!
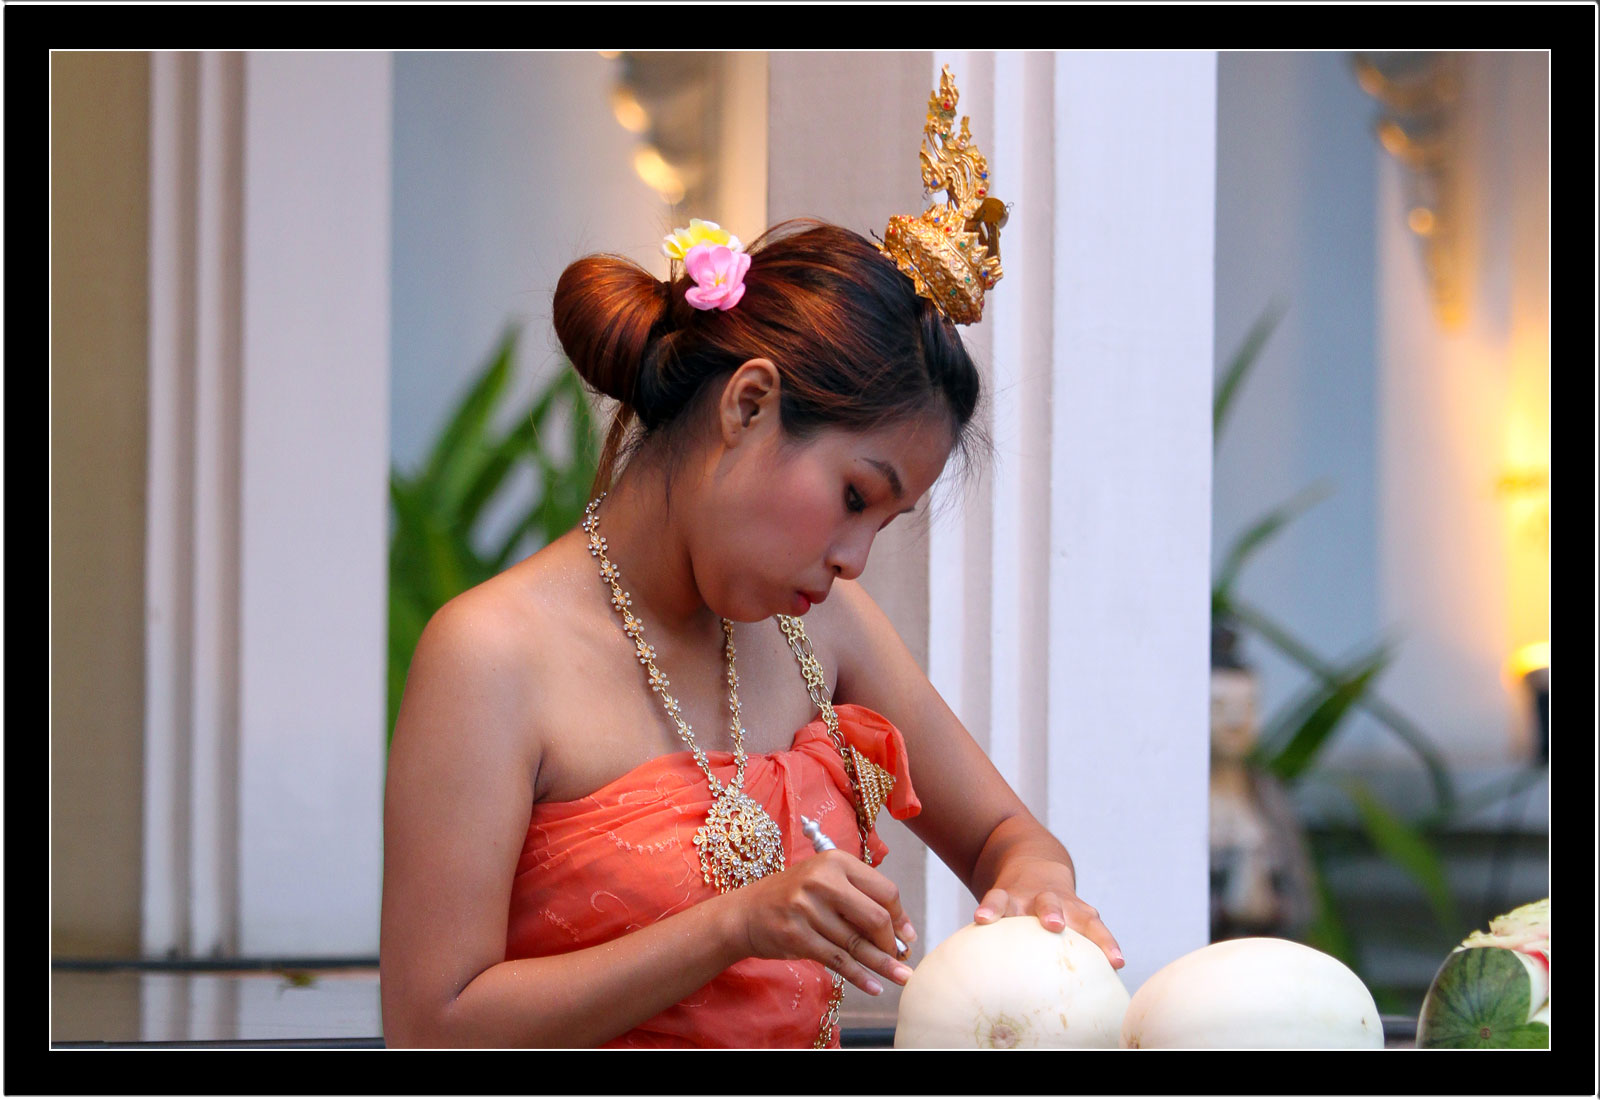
[707,596,768,625]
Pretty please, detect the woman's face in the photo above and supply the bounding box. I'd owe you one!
[690,408,954,622]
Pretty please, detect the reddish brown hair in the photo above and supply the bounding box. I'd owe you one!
[553,219,988,499]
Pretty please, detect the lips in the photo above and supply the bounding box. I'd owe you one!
[794,588,827,614]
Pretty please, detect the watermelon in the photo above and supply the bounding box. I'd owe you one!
[1417,898,1550,1049]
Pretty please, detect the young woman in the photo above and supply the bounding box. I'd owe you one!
[378,215,1125,1048]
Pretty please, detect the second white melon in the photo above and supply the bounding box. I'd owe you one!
[1121,937,1383,1049]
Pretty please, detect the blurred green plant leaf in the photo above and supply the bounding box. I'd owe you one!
[421,328,520,516]
[1228,597,1456,813]
[1213,298,1288,448]
[1212,479,1336,613]
[1341,777,1463,934]
[1253,641,1393,782]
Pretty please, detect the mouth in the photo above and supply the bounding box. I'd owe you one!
[794,589,827,614]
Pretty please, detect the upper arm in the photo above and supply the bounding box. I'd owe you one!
[379,591,540,1043]
[827,579,1030,888]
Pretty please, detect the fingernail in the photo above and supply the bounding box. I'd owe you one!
[865,977,884,995]
[976,908,993,921]
[892,963,914,983]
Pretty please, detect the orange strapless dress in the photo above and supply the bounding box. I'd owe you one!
[505,703,921,1048]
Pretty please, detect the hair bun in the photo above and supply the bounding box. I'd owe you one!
[552,254,671,408]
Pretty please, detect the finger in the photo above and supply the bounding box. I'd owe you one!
[829,869,909,963]
[975,887,1010,923]
[1080,917,1126,969]
[813,907,915,990]
[800,918,899,995]
[1062,900,1125,969]
[831,853,915,953]
[1031,891,1068,933]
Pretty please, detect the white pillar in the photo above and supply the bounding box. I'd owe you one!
[1045,51,1216,992]
[922,52,1217,995]
[144,51,391,957]
[236,52,391,955]
[922,46,990,958]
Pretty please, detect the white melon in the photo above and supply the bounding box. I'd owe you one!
[1121,937,1383,1049]
[894,916,1130,1048]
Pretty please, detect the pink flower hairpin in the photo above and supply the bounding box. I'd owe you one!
[662,219,750,312]
[683,243,750,311]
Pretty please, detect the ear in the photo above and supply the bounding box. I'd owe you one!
[717,359,782,443]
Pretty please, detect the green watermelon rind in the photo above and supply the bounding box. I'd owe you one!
[1416,946,1550,1049]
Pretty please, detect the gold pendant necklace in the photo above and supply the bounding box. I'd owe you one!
[583,495,786,893]
[777,612,897,1048]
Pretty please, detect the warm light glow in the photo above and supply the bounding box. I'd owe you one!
[610,87,650,134]
[598,51,622,60]
[1408,207,1436,236]
[633,146,685,205]
[1506,641,1550,681]
[1377,119,1412,160]
[1501,336,1550,666]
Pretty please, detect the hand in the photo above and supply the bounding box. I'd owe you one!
[975,856,1125,969]
[724,850,919,996]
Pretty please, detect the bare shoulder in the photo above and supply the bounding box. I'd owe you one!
[388,544,581,788]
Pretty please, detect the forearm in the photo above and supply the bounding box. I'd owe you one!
[390,892,746,1048]
[965,810,1077,900]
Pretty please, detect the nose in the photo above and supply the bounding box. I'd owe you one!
[826,528,875,581]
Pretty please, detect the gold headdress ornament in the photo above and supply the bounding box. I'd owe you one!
[879,66,1008,326]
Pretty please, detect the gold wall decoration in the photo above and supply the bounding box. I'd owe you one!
[1352,51,1465,328]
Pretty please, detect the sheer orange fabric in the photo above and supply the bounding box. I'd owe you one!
[506,703,921,1048]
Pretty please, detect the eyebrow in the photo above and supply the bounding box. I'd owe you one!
[864,458,917,514]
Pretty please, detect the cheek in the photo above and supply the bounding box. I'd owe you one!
[754,472,835,546]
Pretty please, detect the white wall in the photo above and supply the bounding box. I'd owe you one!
[236,53,393,954]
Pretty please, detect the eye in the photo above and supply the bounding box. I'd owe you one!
[845,485,867,514]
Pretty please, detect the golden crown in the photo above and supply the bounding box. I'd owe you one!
[879,66,1007,326]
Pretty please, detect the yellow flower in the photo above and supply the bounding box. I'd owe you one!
[661,218,742,261]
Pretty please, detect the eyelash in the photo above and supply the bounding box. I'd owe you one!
[845,485,867,514]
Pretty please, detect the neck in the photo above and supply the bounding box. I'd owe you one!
[588,455,724,646]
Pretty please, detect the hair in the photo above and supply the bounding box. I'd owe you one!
[552,218,991,504]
